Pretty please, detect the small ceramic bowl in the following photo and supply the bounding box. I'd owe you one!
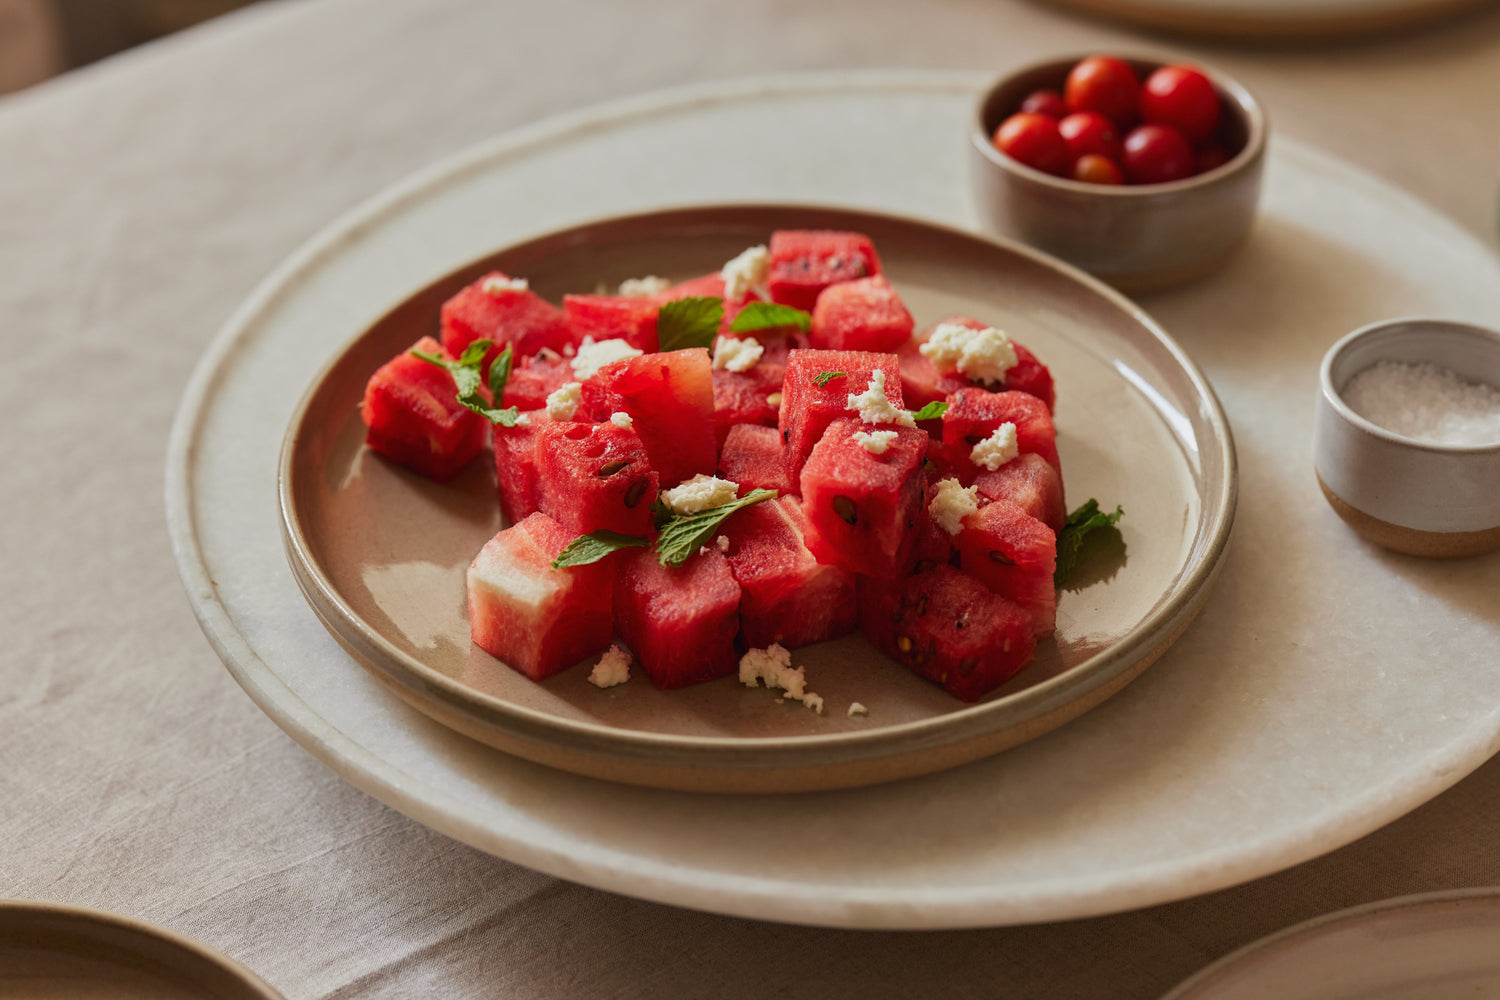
[1313,318,1500,557]
[969,55,1267,292]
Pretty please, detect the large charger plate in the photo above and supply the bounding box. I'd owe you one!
[277,204,1234,793]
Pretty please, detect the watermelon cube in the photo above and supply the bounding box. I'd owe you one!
[562,294,659,353]
[656,271,726,302]
[360,336,488,481]
[493,410,549,524]
[718,424,795,496]
[904,315,1055,411]
[896,335,970,411]
[952,499,1058,637]
[440,271,572,375]
[721,497,857,649]
[711,360,785,449]
[974,452,1066,533]
[467,512,613,681]
[594,349,717,489]
[502,348,574,412]
[941,387,1060,478]
[533,422,658,538]
[799,417,927,579]
[858,566,1036,702]
[809,275,914,353]
[767,230,882,310]
[779,350,904,480]
[614,548,742,688]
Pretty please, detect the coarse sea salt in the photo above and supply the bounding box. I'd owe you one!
[1343,361,1500,446]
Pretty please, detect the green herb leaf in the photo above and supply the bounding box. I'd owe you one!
[1054,500,1124,585]
[551,530,648,569]
[655,488,778,567]
[488,344,514,400]
[911,401,949,421]
[728,301,812,334]
[812,371,847,388]
[656,296,725,352]
[411,339,520,425]
[456,392,521,426]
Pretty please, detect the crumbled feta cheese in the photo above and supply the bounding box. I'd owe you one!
[848,702,869,718]
[847,370,916,428]
[929,477,979,536]
[721,244,770,301]
[739,643,823,714]
[481,275,529,295]
[545,382,582,421]
[562,344,576,357]
[852,429,898,454]
[713,335,763,372]
[970,421,1019,471]
[571,336,643,381]
[588,645,631,688]
[609,411,633,430]
[766,392,783,408]
[919,322,1019,385]
[661,474,739,515]
[716,534,730,552]
[618,275,671,298]
[513,412,532,428]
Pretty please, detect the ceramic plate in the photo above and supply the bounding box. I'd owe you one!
[1164,888,1500,999]
[0,901,282,1000]
[1036,0,1494,40]
[279,205,1234,793]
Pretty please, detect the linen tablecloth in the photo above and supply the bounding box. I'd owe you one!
[4,0,1500,995]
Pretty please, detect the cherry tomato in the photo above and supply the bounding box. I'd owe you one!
[1140,65,1220,144]
[1058,111,1122,163]
[1019,88,1068,119]
[1121,124,1195,184]
[1072,154,1124,185]
[992,112,1071,176]
[1196,145,1232,174]
[1064,56,1139,129]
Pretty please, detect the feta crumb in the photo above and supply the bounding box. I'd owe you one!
[713,335,764,373]
[919,322,1019,385]
[848,702,868,718]
[716,534,730,552]
[514,412,532,428]
[739,644,824,714]
[766,392,783,408]
[571,336,643,381]
[929,477,979,536]
[852,429,898,455]
[847,370,916,428]
[661,474,739,515]
[721,244,770,301]
[609,411,633,430]
[545,382,582,421]
[618,275,672,298]
[588,645,631,688]
[480,275,529,295]
[970,421,1019,471]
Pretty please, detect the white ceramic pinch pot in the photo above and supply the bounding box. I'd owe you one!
[1313,318,1500,557]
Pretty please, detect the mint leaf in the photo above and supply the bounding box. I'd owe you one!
[729,302,812,334]
[411,339,520,425]
[1054,500,1124,585]
[812,371,847,388]
[457,393,521,426]
[656,296,724,352]
[655,488,777,568]
[488,343,514,400]
[911,401,948,421]
[551,530,648,569]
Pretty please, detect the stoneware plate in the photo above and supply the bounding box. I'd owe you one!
[0,901,283,1000]
[1035,0,1494,40]
[278,205,1235,793]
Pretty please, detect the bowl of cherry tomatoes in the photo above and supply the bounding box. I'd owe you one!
[970,54,1267,292]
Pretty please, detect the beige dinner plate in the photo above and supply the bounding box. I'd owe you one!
[278,204,1235,794]
[1036,0,1495,41]
[0,901,282,1000]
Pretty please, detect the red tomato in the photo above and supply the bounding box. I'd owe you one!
[1072,154,1124,185]
[1064,56,1139,128]
[1140,65,1221,144]
[1058,111,1122,162]
[992,113,1071,176]
[1196,145,1232,173]
[1122,124,1195,184]
[1019,88,1068,119]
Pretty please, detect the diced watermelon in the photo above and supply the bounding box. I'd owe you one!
[711,361,784,449]
[799,417,927,579]
[896,336,970,410]
[858,566,1036,702]
[614,548,741,688]
[941,387,1059,478]
[903,315,1055,412]
[533,422,658,537]
[493,410,548,524]
[974,452,1066,533]
[360,336,488,481]
[718,424,796,496]
[594,349,716,488]
[502,348,574,412]
[809,276,914,353]
[779,350,904,480]
[467,512,613,681]
[656,272,726,302]
[440,271,572,375]
[767,230,882,310]
[1006,343,1056,412]
[562,294,659,353]
[721,497,857,649]
[952,499,1058,637]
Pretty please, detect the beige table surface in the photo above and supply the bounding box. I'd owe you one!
[4,0,1500,996]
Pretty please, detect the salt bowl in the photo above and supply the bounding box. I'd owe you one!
[1313,318,1500,557]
